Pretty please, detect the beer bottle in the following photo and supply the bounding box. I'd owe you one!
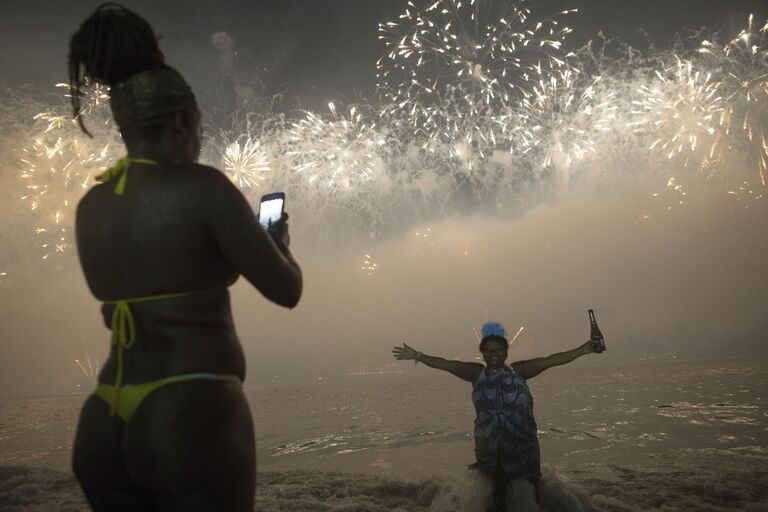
[588,309,606,353]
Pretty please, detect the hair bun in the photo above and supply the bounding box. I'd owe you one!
[69,3,164,86]
[69,3,165,134]
[481,322,506,338]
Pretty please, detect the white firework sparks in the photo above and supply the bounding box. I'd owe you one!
[74,335,100,379]
[361,254,378,275]
[727,180,764,208]
[288,102,385,190]
[629,56,726,172]
[222,137,271,191]
[20,137,114,259]
[410,85,506,173]
[505,69,617,180]
[377,0,576,112]
[377,0,576,171]
[19,83,118,259]
[699,14,768,185]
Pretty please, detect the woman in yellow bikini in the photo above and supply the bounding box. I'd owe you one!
[69,5,302,510]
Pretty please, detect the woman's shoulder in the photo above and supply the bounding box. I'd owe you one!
[77,179,113,213]
[175,163,240,195]
[179,162,228,181]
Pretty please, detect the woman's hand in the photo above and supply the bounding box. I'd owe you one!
[268,212,291,248]
[392,342,417,360]
[581,339,596,355]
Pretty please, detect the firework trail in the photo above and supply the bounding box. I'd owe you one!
[74,335,100,379]
[698,14,768,185]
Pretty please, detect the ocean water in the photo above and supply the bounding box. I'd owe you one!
[1,358,766,511]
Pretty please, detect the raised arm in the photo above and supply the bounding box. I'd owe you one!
[203,167,302,308]
[392,343,483,383]
[512,340,594,380]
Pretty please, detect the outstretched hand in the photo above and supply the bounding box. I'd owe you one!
[392,342,416,360]
[581,339,596,355]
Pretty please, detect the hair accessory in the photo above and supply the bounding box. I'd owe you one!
[481,321,506,338]
[110,64,198,130]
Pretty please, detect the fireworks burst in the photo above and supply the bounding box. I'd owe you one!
[630,57,726,172]
[65,81,110,118]
[222,136,271,192]
[377,0,576,172]
[377,0,576,111]
[699,14,768,185]
[20,83,118,259]
[5,13,768,249]
[505,69,617,182]
[287,102,385,191]
[408,85,506,174]
[20,137,114,258]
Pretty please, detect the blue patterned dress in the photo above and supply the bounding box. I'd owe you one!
[472,364,541,481]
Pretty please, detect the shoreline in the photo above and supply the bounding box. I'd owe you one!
[2,458,767,512]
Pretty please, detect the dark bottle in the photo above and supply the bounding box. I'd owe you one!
[588,309,606,353]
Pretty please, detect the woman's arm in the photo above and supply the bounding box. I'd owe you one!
[203,167,302,308]
[392,343,483,382]
[513,340,594,380]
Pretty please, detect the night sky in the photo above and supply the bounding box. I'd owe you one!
[2,0,767,112]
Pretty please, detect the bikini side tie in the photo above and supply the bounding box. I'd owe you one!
[104,292,192,417]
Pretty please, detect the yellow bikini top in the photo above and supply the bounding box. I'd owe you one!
[95,156,157,195]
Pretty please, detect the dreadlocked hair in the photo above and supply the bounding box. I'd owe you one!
[68,3,164,135]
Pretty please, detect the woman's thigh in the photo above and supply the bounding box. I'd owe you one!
[72,394,155,511]
[123,379,255,511]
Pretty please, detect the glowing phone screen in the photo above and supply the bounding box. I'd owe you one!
[259,198,284,228]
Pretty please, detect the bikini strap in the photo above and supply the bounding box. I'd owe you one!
[95,157,157,195]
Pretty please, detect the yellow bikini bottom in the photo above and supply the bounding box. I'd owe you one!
[95,372,242,423]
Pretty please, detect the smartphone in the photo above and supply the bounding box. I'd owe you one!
[259,192,285,229]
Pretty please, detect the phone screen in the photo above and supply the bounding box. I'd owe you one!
[259,196,284,228]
